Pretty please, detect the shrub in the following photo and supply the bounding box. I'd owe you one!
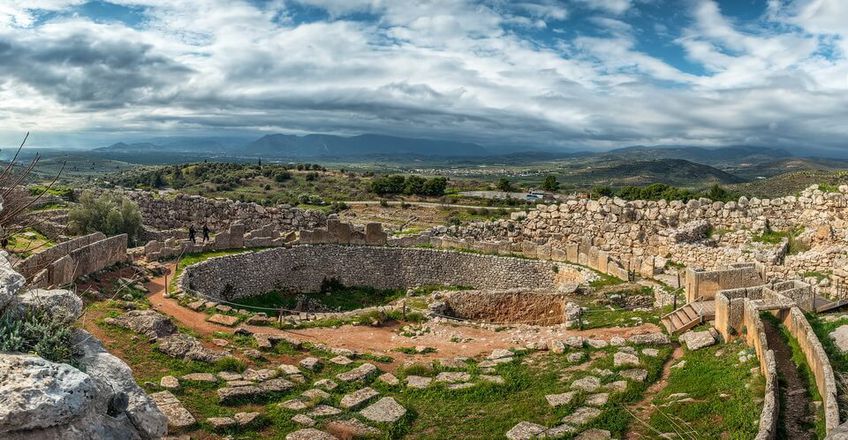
[0,309,77,366]
[541,175,559,192]
[68,191,143,245]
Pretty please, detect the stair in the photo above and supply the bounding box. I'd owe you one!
[661,301,715,334]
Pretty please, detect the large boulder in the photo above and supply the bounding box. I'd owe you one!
[0,256,25,313]
[156,333,226,362]
[16,289,83,324]
[0,354,96,433]
[74,330,167,439]
[680,330,716,351]
[104,310,177,339]
[830,325,848,353]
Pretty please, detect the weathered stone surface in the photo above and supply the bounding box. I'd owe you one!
[620,369,648,382]
[207,314,240,327]
[300,357,322,371]
[279,364,301,375]
[181,373,217,382]
[406,375,433,389]
[243,368,278,382]
[562,407,602,425]
[313,379,338,391]
[0,354,96,432]
[157,334,226,362]
[326,419,381,438]
[207,417,236,430]
[829,325,848,353]
[329,355,353,365]
[613,352,640,367]
[488,349,514,360]
[546,392,577,407]
[360,397,406,423]
[291,414,315,426]
[505,421,547,440]
[286,428,338,440]
[234,411,261,426]
[336,363,378,382]
[217,385,263,403]
[435,372,471,383]
[302,388,331,400]
[680,330,716,351]
[218,371,243,381]
[571,376,600,392]
[628,333,670,345]
[307,405,342,417]
[575,428,612,440]
[545,424,576,437]
[585,393,609,407]
[378,373,400,386]
[16,289,82,324]
[160,376,179,389]
[105,310,176,338]
[340,387,379,409]
[479,375,505,384]
[259,378,295,393]
[150,391,196,429]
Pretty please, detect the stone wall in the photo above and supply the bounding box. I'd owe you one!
[121,190,326,233]
[778,306,841,433]
[180,245,588,301]
[743,300,780,440]
[434,185,848,298]
[26,234,128,287]
[15,232,105,280]
[685,264,765,302]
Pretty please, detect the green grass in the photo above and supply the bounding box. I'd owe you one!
[579,306,668,330]
[236,285,406,313]
[647,341,764,439]
[774,318,826,438]
[589,273,626,289]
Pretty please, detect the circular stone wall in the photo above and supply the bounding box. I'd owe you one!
[180,245,590,301]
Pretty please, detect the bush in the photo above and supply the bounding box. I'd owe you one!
[274,171,292,182]
[0,309,77,366]
[496,178,514,192]
[68,191,143,245]
[541,175,559,192]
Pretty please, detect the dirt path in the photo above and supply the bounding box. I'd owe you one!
[624,345,684,439]
[145,263,662,369]
[763,319,815,440]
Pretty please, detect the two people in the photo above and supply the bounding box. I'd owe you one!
[188,224,210,244]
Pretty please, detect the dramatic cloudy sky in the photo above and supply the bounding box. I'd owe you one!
[0,0,847,151]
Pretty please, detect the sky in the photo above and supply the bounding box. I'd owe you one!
[0,0,847,152]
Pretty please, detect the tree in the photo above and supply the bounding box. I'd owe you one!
[403,176,427,195]
[68,191,143,245]
[422,176,448,196]
[541,175,559,192]
[496,178,514,192]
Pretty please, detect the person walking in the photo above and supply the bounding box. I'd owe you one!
[202,223,210,243]
[188,225,196,244]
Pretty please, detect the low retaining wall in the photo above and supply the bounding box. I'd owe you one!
[15,232,105,280]
[779,306,841,433]
[743,300,780,440]
[32,234,128,287]
[180,245,588,301]
[685,263,765,302]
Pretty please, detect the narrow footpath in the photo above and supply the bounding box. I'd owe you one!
[763,319,815,440]
[624,345,684,439]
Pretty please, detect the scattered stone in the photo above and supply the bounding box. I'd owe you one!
[218,386,263,404]
[286,428,338,440]
[150,391,196,429]
[613,352,640,367]
[218,371,242,381]
[378,373,400,386]
[548,340,566,353]
[105,310,177,339]
[336,363,379,382]
[280,399,312,411]
[439,357,470,368]
[340,387,380,409]
[330,355,353,366]
[628,333,670,345]
[299,357,322,371]
[680,330,716,351]
[243,368,278,382]
[585,393,609,407]
[567,352,585,363]
[243,349,264,360]
[546,392,577,407]
[545,424,576,437]
[564,336,584,348]
[289,374,306,384]
[360,397,407,423]
[314,379,338,391]
[234,412,261,426]
[211,338,229,347]
[160,376,179,390]
[642,348,660,357]
[405,375,432,389]
[435,372,471,383]
[562,407,602,425]
[609,337,626,346]
[488,349,513,360]
[829,325,848,353]
[207,314,240,327]
[302,388,331,401]
[575,428,612,440]
[259,378,295,393]
[308,405,342,417]
[291,414,315,426]
[180,373,217,383]
[606,380,628,392]
[571,376,600,392]
[448,382,475,390]
[586,339,608,349]
[207,417,236,430]
[506,421,547,440]
[227,380,254,387]
[279,364,301,375]
[620,369,648,382]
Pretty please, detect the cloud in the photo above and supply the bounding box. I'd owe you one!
[0,0,846,152]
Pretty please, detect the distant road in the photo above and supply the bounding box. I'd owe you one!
[341,200,525,210]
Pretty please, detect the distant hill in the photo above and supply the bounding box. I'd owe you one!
[242,133,488,158]
[604,145,792,168]
[98,133,489,158]
[569,159,744,187]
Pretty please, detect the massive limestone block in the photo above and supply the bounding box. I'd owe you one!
[0,256,26,313]
[0,354,96,433]
[16,289,83,324]
[104,310,177,339]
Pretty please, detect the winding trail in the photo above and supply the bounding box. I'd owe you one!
[624,345,684,439]
[762,319,815,440]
